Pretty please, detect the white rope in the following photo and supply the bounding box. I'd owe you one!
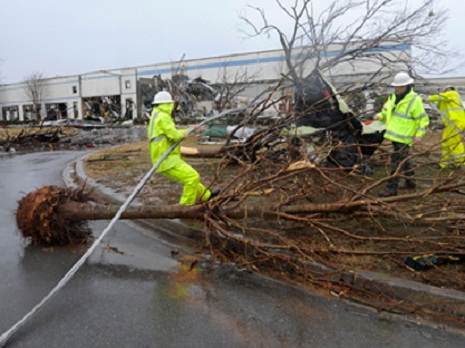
[0,106,248,347]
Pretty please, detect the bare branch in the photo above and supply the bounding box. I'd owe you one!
[23,71,46,121]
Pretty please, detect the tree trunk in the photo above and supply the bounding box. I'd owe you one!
[58,201,208,221]
[57,200,361,222]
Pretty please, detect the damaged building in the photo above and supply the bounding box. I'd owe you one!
[1,41,458,122]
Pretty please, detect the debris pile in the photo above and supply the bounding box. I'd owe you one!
[0,126,80,152]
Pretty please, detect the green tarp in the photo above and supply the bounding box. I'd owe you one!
[205,123,228,138]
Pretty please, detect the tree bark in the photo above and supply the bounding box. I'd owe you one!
[58,201,207,221]
[57,200,369,222]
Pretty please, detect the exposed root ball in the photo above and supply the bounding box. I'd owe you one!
[16,185,92,246]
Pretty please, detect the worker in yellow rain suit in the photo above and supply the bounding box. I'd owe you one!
[147,91,219,206]
[425,86,465,168]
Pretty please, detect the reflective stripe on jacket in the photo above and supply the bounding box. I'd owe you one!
[380,90,429,146]
[428,90,465,131]
[147,103,188,172]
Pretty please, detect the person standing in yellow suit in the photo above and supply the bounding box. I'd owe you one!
[425,86,465,168]
[148,91,219,206]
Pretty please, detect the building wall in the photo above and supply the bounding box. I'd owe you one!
[0,42,423,121]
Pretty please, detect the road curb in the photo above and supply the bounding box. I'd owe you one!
[355,270,465,317]
[303,259,465,320]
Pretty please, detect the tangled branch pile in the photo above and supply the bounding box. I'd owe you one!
[198,103,465,311]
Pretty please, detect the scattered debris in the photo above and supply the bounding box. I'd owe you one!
[101,244,128,255]
[405,254,465,271]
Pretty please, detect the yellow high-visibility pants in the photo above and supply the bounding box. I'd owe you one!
[441,125,465,168]
[162,161,211,206]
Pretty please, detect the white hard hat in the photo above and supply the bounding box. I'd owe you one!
[152,91,174,104]
[391,72,414,87]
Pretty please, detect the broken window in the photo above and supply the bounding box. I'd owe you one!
[22,105,34,121]
[73,102,78,119]
[2,106,19,121]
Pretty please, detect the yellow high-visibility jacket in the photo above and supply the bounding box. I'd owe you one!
[147,103,188,172]
[379,90,429,146]
[428,90,465,130]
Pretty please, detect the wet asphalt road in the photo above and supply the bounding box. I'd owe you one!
[1,151,465,348]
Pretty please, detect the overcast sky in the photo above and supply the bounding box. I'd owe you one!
[0,0,464,84]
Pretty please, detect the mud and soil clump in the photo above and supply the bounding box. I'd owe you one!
[17,185,92,246]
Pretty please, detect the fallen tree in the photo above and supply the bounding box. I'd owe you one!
[13,0,465,326]
[15,153,465,323]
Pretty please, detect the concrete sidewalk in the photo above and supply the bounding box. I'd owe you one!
[62,153,465,329]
